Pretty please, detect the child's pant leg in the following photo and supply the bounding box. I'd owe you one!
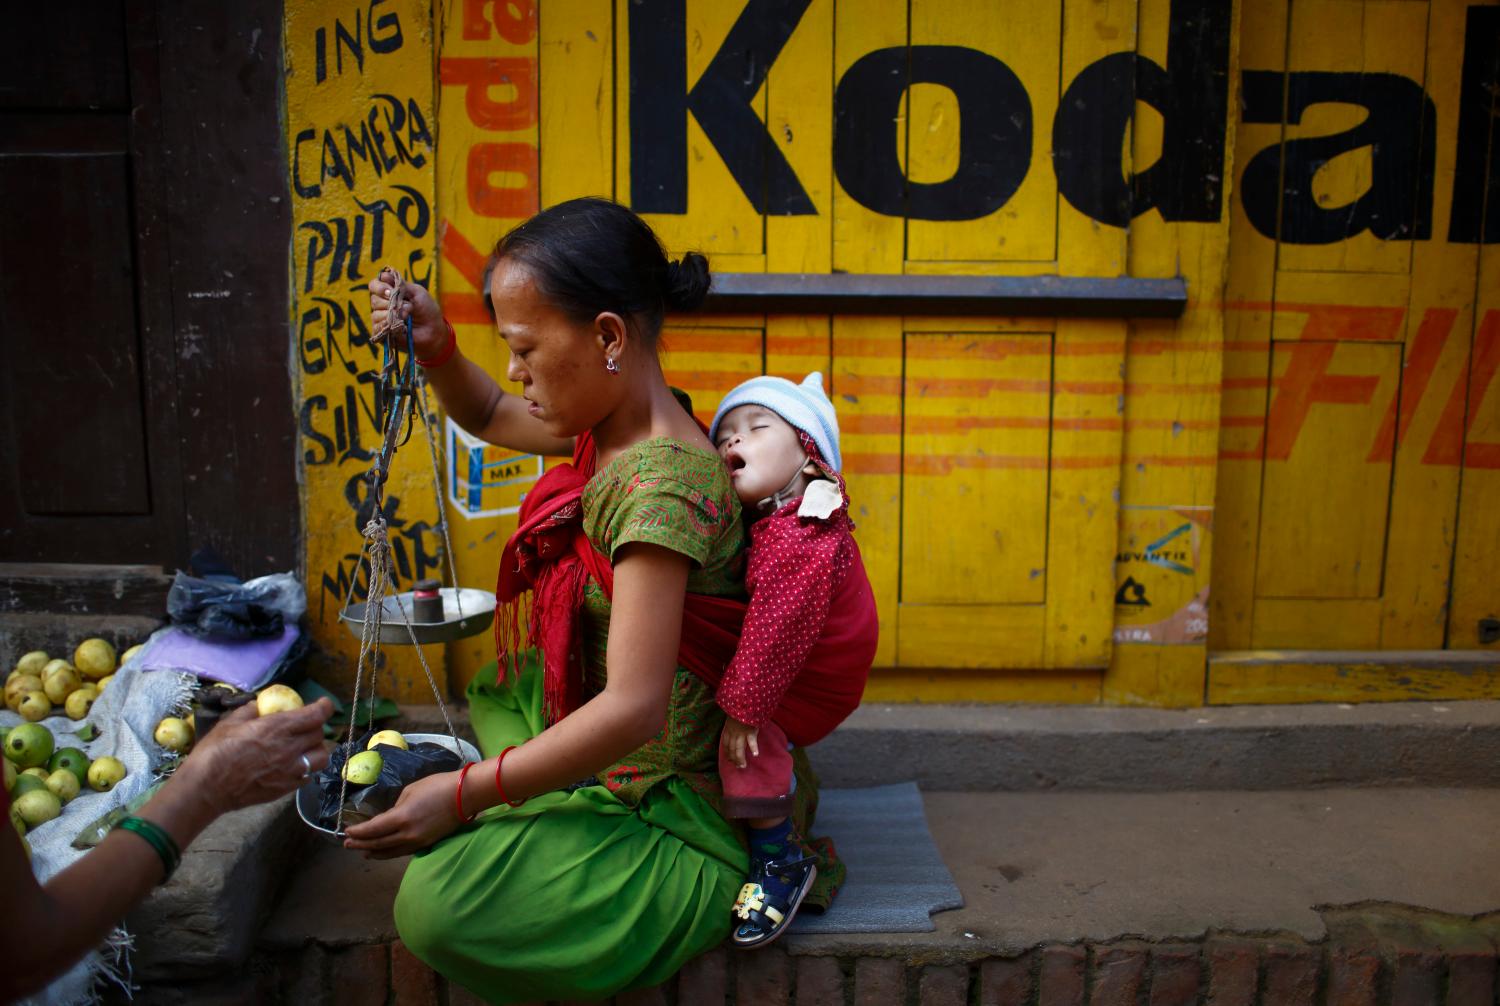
[719,720,795,820]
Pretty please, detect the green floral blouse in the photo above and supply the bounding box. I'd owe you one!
[579,437,746,805]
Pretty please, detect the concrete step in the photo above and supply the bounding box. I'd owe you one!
[815,699,1500,790]
[399,698,1500,790]
[122,785,1500,1003]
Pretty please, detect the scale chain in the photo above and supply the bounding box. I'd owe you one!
[331,267,472,837]
[416,373,464,622]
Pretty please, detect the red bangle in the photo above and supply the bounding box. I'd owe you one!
[418,320,458,369]
[455,762,478,823]
[495,745,526,807]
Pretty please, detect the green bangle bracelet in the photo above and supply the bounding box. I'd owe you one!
[117,816,182,883]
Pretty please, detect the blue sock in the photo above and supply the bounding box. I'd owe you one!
[746,820,798,908]
[747,819,793,863]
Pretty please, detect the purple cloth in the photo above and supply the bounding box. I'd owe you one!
[138,624,299,691]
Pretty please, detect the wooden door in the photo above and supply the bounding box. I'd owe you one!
[1214,0,1474,652]
[0,3,185,566]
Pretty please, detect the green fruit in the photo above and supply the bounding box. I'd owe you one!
[343,750,383,786]
[5,723,55,768]
[21,767,48,782]
[10,805,24,839]
[3,758,14,794]
[11,774,46,798]
[49,747,89,786]
[45,768,80,803]
[87,756,126,792]
[13,788,62,828]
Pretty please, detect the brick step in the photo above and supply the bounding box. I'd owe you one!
[135,918,1500,1005]
[113,786,1500,1004]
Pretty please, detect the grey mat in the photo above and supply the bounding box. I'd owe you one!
[790,782,965,934]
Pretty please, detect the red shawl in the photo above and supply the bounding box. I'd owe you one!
[495,433,747,723]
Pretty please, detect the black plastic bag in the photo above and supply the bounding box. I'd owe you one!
[166,571,304,640]
[313,732,464,827]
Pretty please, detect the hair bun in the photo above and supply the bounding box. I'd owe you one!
[665,252,711,312]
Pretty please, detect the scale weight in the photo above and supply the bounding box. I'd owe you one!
[339,586,496,645]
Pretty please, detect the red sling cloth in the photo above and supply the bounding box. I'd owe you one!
[494,432,747,723]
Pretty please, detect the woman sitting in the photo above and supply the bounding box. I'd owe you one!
[351,198,839,1003]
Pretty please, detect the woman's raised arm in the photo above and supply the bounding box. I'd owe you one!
[369,269,574,458]
[343,542,690,858]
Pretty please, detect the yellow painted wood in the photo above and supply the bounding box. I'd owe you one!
[864,669,1102,704]
[1103,648,1209,709]
[766,0,832,273]
[1255,341,1399,600]
[829,0,906,670]
[896,604,1046,668]
[1046,322,1130,670]
[905,0,1060,263]
[1105,0,1238,704]
[762,0,831,420]
[832,315,901,668]
[1448,204,1500,649]
[658,325,764,427]
[1251,599,1384,650]
[1047,0,1135,674]
[903,260,1063,277]
[1381,0,1480,649]
[904,316,1055,334]
[286,0,441,702]
[831,0,905,275]
[1207,651,1500,704]
[901,332,1052,606]
[538,0,613,206]
[765,316,830,384]
[1276,0,1428,276]
[1209,0,1284,654]
[1269,271,1411,344]
[615,0,762,258]
[433,0,541,698]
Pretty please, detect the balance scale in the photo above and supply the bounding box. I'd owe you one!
[303,268,493,838]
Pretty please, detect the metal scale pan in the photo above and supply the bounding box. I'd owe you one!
[339,586,497,645]
[296,731,484,841]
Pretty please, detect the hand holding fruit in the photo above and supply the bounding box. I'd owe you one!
[172,697,334,818]
[342,769,464,860]
[368,267,447,356]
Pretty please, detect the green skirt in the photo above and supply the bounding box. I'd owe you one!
[393,660,748,1004]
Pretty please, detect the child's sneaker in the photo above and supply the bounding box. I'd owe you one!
[729,853,818,949]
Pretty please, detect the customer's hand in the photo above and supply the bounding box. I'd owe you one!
[174,698,334,817]
[369,267,447,356]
